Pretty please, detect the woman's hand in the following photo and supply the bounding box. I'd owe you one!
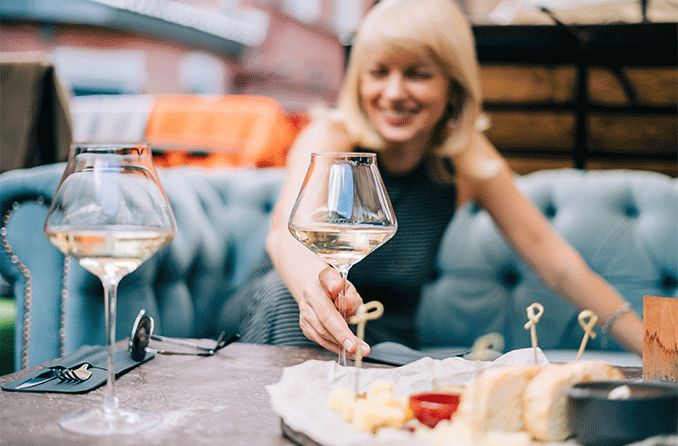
[298,267,370,357]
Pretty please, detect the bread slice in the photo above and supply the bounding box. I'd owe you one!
[456,365,540,433]
[432,419,533,446]
[523,362,624,441]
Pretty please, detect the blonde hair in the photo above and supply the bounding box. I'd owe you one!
[337,0,485,161]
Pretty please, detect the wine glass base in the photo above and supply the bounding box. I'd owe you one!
[58,407,162,436]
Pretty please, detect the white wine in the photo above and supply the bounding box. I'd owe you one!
[289,223,395,270]
[46,227,173,281]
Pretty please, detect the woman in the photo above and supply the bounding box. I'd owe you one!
[223,0,642,356]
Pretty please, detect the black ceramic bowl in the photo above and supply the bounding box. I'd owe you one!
[567,380,678,446]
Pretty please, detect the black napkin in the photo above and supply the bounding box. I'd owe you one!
[363,342,469,366]
[2,345,154,394]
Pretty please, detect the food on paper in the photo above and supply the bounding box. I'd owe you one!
[408,392,461,428]
[326,379,412,433]
[327,386,356,422]
[523,362,624,441]
[432,421,533,446]
[456,365,540,433]
[307,351,625,445]
[431,362,624,445]
[352,398,410,433]
[431,380,466,395]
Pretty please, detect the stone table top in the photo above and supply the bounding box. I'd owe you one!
[0,342,643,446]
[0,342,335,446]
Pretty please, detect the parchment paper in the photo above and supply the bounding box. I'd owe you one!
[267,348,551,446]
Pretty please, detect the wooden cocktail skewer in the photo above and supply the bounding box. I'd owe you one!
[349,301,384,395]
[576,310,598,361]
[350,301,384,368]
[524,302,544,365]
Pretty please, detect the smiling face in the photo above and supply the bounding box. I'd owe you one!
[359,46,449,151]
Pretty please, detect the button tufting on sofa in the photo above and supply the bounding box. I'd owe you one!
[624,204,639,218]
[662,275,677,293]
[500,269,520,288]
[262,201,274,213]
[543,203,557,218]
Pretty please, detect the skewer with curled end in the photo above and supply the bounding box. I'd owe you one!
[349,301,384,395]
[349,301,384,368]
[524,302,544,365]
[575,310,598,361]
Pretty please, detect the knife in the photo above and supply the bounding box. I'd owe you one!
[15,369,58,390]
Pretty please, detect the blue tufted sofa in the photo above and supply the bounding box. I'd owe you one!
[1,164,676,371]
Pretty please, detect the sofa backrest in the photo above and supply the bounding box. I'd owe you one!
[418,169,678,351]
[1,165,676,369]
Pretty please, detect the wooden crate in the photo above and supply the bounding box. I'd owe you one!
[589,67,677,106]
[480,64,677,176]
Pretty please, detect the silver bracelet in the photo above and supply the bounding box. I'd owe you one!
[600,302,632,335]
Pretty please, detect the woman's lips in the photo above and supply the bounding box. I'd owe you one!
[381,110,417,126]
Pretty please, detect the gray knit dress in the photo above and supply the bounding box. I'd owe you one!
[221,160,457,348]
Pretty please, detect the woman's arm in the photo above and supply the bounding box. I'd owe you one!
[455,134,643,353]
[266,116,369,356]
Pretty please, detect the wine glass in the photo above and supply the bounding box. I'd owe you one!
[44,143,176,435]
[288,152,397,365]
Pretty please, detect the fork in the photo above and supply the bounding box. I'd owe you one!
[49,363,93,383]
[15,362,94,390]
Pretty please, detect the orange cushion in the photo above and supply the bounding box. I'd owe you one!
[145,95,297,167]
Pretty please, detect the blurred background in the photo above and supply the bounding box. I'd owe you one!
[1,0,676,174]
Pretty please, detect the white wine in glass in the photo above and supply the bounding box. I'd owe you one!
[288,223,395,272]
[47,227,173,279]
[288,153,397,365]
[44,143,176,436]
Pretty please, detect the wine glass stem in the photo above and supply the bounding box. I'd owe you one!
[337,268,349,367]
[101,277,120,413]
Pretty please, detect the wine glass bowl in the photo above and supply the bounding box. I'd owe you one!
[44,143,175,435]
[288,153,397,365]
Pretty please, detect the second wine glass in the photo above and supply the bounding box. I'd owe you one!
[44,143,176,435]
[288,152,397,365]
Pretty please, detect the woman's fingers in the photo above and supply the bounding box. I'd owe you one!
[298,316,364,360]
[342,281,364,316]
[301,279,370,356]
[318,268,364,316]
[299,311,342,354]
[299,300,347,354]
[305,281,357,350]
